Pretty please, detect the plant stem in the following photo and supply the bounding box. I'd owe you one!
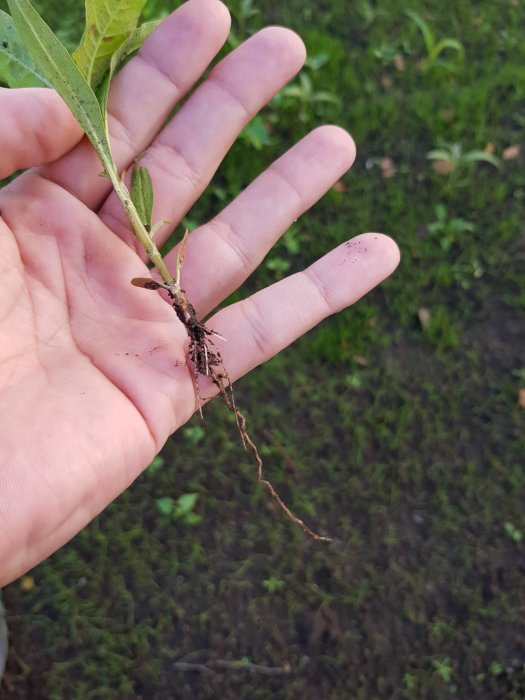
[107,167,177,289]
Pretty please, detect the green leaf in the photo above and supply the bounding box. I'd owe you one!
[146,455,164,475]
[429,38,464,65]
[175,492,198,515]
[97,21,160,124]
[405,9,435,53]
[426,149,453,161]
[7,0,113,172]
[0,9,46,87]
[183,512,202,526]
[305,52,330,71]
[155,497,174,516]
[183,425,206,444]
[462,150,500,168]
[131,165,154,232]
[73,0,148,89]
[240,115,272,151]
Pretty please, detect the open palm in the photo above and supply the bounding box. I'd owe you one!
[0,0,399,585]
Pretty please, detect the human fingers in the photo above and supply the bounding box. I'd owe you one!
[98,26,306,251]
[163,125,356,317]
[0,87,82,179]
[206,233,400,382]
[39,0,231,207]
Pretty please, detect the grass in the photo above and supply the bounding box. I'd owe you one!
[2,0,525,698]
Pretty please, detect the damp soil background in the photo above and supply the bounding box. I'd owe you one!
[1,0,525,698]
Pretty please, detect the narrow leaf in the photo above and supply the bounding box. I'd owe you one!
[426,150,453,161]
[130,165,154,232]
[405,10,435,53]
[73,0,148,88]
[0,9,46,87]
[429,39,464,65]
[7,0,113,172]
[462,151,500,167]
[98,21,160,126]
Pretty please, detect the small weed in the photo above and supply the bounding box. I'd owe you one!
[427,142,501,175]
[489,661,504,676]
[262,576,285,594]
[265,225,302,278]
[405,9,464,74]
[344,372,363,390]
[432,657,454,683]
[155,493,202,526]
[373,39,410,68]
[274,66,340,124]
[239,114,273,151]
[402,671,418,691]
[427,203,476,252]
[503,522,523,544]
[265,256,290,278]
[183,425,206,445]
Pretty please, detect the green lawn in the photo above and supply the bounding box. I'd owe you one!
[2,0,525,698]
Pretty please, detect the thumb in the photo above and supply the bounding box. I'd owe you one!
[0,87,83,179]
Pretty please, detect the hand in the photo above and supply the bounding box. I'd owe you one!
[0,0,399,585]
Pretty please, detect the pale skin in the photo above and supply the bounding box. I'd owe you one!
[0,0,399,586]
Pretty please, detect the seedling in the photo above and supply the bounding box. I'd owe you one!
[431,657,454,684]
[156,492,202,525]
[0,0,331,542]
[503,521,523,544]
[405,9,464,74]
[262,576,285,594]
[427,142,501,174]
[427,203,476,252]
[277,70,340,123]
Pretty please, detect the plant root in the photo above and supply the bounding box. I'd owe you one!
[131,244,333,543]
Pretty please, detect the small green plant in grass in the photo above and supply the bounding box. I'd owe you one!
[503,521,523,544]
[156,493,202,526]
[262,576,285,594]
[428,203,476,252]
[265,224,302,279]
[402,671,418,691]
[183,425,206,445]
[273,54,340,124]
[432,657,454,683]
[405,9,464,74]
[427,142,501,174]
[489,661,504,676]
[373,38,410,68]
[239,114,273,151]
